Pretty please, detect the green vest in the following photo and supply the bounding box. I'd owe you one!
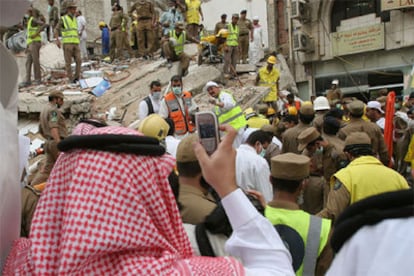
[214,90,246,130]
[226,23,239,46]
[61,15,79,44]
[27,17,41,45]
[265,206,331,276]
[169,30,186,55]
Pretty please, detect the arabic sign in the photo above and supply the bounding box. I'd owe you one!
[381,0,414,11]
[331,24,384,56]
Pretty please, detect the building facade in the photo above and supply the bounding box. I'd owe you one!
[267,0,414,100]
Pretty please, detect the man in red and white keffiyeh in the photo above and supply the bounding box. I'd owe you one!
[4,125,294,275]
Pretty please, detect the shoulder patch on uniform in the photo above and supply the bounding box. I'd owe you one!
[334,179,343,190]
[50,111,58,122]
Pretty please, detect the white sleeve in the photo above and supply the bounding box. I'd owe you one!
[222,189,294,276]
[219,93,236,111]
[138,100,149,120]
[255,161,273,203]
[158,99,169,119]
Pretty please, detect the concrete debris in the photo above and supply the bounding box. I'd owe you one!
[235,64,258,73]
[39,43,65,69]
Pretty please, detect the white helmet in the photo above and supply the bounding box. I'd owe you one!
[313,96,330,111]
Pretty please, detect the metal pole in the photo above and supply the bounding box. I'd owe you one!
[287,0,295,80]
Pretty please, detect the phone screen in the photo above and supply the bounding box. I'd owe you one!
[196,112,219,155]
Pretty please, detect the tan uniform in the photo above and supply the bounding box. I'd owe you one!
[281,122,312,154]
[214,21,227,35]
[337,118,389,165]
[179,184,216,224]
[21,185,40,237]
[313,112,328,133]
[109,10,124,61]
[237,18,252,64]
[120,13,135,58]
[31,103,67,185]
[326,88,342,106]
[25,15,45,84]
[129,0,155,57]
[54,14,81,82]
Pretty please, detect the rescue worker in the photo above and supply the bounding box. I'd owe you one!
[318,132,410,221]
[138,80,162,120]
[237,10,253,64]
[255,55,280,112]
[159,0,184,36]
[282,104,314,154]
[54,0,81,83]
[20,7,46,87]
[119,6,135,59]
[94,21,110,56]
[266,153,332,276]
[31,91,68,185]
[109,4,124,61]
[284,93,301,115]
[130,13,139,51]
[176,134,217,224]
[297,127,346,213]
[214,14,227,35]
[159,75,198,138]
[47,0,59,41]
[326,79,342,107]
[205,81,247,148]
[162,21,198,76]
[312,96,330,133]
[223,13,240,78]
[366,100,385,131]
[129,0,156,58]
[184,0,203,40]
[337,100,389,165]
[244,107,270,129]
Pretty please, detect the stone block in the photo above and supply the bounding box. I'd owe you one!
[235,64,257,73]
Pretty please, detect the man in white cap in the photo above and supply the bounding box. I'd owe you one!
[366,100,385,131]
[248,16,264,66]
[205,81,247,147]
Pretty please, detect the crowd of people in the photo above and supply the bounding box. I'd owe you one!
[17,0,267,85]
[2,0,414,275]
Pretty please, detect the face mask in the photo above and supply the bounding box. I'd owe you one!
[260,148,266,157]
[172,86,182,96]
[152,91,161,100]
[48,5,52,13]
[315,146,323,155]
[395,103,401,110]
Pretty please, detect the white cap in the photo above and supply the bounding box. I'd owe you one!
[253,16,259,21]
[367,101,384,114]
[205,81,219,90]
[332,79,339,85]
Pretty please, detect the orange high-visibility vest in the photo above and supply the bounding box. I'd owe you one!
[165,91,195,135]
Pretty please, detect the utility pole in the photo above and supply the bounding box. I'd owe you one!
[287,0,296,80]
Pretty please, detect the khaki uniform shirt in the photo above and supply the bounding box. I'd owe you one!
[312,112,328,133]
[337,118,389,165]
[179,184,216,224]
[129,0,154,20]
[237,18,252,35]
[281,122,312,154]
[214,21,227,34]
[109,10,123,30]
[39,103,67,140]
[21,185,41,237]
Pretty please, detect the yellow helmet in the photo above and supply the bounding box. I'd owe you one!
[287,106,298,115]
[98,21,106,27]
[138,114,170,141]
[267,55,277,64]
[244,107,257,120]
[216,28,229,38]
[267,107,276,116]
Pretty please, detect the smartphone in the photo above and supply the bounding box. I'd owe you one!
[195,111,220,155]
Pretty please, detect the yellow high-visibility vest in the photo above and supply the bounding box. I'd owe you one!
[169,29,186,55]
[61,15,79,44]
[265,207,331,276]
[226,23,239,46]
[27,17,41,45]
[214,90,246,130]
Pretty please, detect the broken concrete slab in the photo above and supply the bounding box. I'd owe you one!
[193,85,271,112]
[40,42,65,69]
[235,64,257,73]
[184,43,199,57]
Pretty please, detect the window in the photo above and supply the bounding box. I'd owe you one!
[331,0,389,32]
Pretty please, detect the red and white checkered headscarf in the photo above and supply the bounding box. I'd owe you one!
[4,126,244,275]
